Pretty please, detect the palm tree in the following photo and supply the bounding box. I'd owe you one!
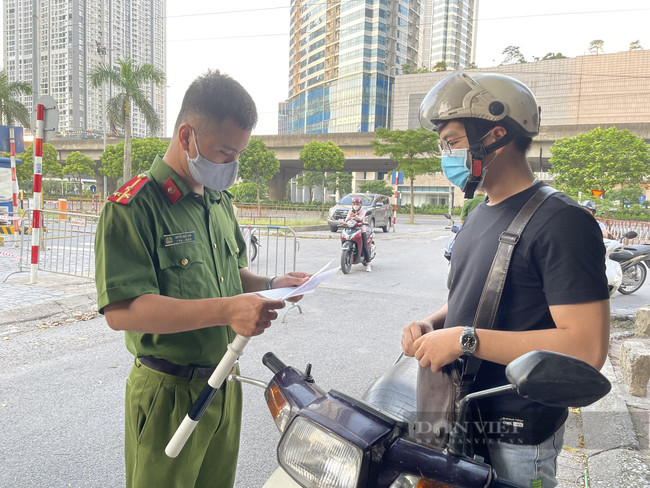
[89,56,165,181]
[0,69,32,127]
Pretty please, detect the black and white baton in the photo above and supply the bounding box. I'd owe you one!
[165,334,251,458]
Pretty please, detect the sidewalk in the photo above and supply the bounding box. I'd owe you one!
[1,252,649,486]
[0,255,96,327]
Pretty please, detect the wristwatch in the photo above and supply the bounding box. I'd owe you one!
[459,326,478,355]
[266,276,276,290]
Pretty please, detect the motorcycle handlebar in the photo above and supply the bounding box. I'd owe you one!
[262,352,288,375]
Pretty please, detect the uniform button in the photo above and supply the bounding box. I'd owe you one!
[213,243,217,249]
[236,247,239,253]
[220,277,224,283]
[181,259,189,266]
[168,187,176,194]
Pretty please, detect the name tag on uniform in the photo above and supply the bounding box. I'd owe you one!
[164,231,196,246]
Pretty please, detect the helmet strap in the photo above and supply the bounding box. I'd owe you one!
[461,120,516,198]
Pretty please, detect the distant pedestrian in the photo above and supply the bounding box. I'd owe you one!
[460,188,486,223]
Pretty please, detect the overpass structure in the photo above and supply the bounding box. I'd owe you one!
[50,123,650,200]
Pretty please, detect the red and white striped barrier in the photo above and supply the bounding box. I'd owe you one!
[30,104,45,284]
[9,128,19,237]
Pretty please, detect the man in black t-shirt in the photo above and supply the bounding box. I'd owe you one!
[403,73,610,487]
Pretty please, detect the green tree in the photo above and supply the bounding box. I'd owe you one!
[14,142,63,182]
[589,40,604,54]
[231,181,266,203]
[299,140,346,215]
[326,172,353,199]
[542,52,567,60]
[501,45,527,64]
[629,40,643,51]
[401,64,430,74]
[295,171,322,202]
[238,138,281,210]
[0,69,32,127]
[602,185,645,209]
[63,151,96,194]
[371,127,440,223]
[98,137,169,180]
[549,127,650,199]
[359,179,393,196]
[89,56,165,181]
[433,61,448,72]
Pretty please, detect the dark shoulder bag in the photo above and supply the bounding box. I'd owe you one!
[414,186,557,450]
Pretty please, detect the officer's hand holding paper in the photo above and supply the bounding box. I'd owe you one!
[258,260,339,300]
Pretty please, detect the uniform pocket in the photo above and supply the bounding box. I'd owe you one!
[157,244,206,299]
[223,235,244,295]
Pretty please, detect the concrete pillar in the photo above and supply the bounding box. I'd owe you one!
[636,307,650,337]
[620,341,650,396]
[268,166,301,201]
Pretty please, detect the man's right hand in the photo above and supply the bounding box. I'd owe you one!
[402,320,433,357]
[228,294,286,337]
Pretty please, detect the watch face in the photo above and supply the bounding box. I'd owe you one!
[462,333,477,350]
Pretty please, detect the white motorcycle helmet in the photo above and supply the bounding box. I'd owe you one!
[419,72,541,195]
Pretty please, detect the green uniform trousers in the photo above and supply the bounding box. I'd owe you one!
[125,358,243,488]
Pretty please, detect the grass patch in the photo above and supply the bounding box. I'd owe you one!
[238,218,326,227]
[611,317,635,330]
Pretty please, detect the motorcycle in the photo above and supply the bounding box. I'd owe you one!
[606,231,650,295]
[229,349,610,488]
[443,213,462,289]
[340,218,376,274]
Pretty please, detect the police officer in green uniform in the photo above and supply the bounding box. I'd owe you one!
[95,70,310,488]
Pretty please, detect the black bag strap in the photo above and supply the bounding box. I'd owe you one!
[461,184,557,383]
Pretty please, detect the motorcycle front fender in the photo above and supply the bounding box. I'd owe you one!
[262,467,300,488]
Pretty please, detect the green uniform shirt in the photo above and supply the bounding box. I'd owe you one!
[95,156,248,366]
[460,193,486,222]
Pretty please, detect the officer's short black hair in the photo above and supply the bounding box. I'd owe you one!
[174,69,258,133]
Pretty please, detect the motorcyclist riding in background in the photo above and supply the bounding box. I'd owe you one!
[345,196,372,272]
[581,200,612,238]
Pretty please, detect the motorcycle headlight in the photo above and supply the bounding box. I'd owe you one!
[278,416,362,488]
[390,474,460,488]
[266,382,291,433]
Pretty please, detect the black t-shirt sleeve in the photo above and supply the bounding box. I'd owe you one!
[527,204,609,305]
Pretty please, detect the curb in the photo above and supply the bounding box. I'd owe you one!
[0,291,97,327]
[582,357,650,486]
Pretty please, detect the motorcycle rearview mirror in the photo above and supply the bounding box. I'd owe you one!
[624,231,638,239]
[444,213,452,219]
[505,351,611,408]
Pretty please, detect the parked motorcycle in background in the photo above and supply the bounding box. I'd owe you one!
[443,213,462,289]
[605,231,650,295]
[340,218,376,274]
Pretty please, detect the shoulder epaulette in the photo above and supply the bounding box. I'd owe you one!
[108,173,149,205]
[222,190,234,200]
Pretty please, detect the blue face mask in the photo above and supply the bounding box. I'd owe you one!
[441,149,471,189]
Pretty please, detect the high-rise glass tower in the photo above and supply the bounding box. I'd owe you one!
[421,0,478,70]
[3,0,166,137]
[280,0,422,134]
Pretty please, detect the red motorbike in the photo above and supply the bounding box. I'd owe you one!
[340,218,376,274]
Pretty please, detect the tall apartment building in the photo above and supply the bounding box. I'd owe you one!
[279,0,423,135]
[420,0,478,70]
[3,0,166,138]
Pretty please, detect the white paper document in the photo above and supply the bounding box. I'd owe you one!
[258,260,339,300]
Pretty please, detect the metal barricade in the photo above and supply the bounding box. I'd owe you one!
[239,224,298,277]
[601,219,650,245]
[16,210,99,278]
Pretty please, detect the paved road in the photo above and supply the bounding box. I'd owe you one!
[1,220,648,487]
